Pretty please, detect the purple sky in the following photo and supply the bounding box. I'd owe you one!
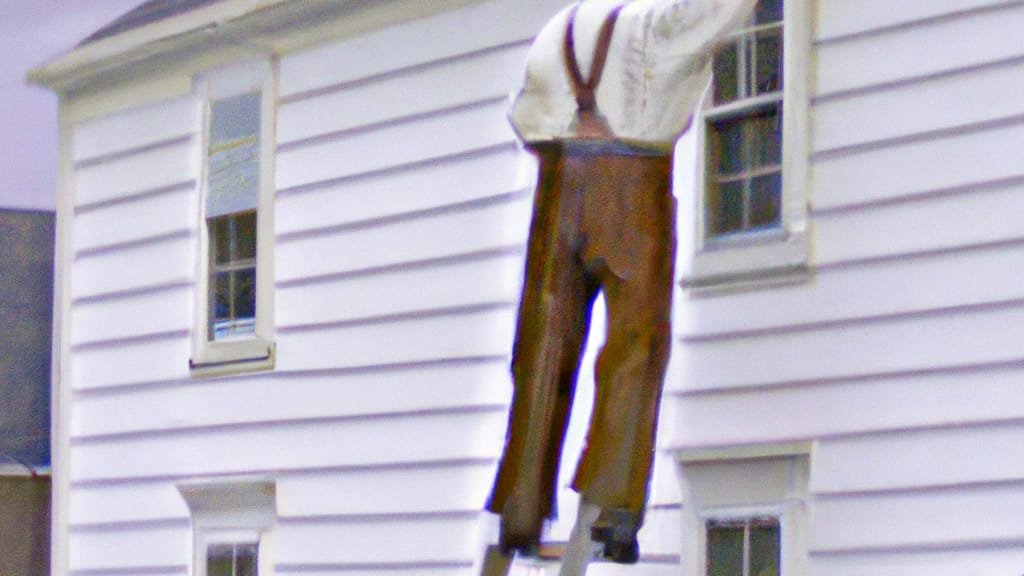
[1,0,144,211]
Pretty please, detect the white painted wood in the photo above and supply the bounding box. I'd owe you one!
[71,360,511,438]
[281,569,474,576]
[278,42,528,145]
[665,365,1024,449]
[808,547,1024,576]
[68,524,189,572]
[275,194,532,283]
[812,58,1024,154]
[74,139,198,208]
[277,251,523,328]
[673,302,1024,391]
[815,0,1016,42]
[811,484,1024,553]
[72,96,200,163]
[810,121,1024,210]
[276,306,516,372]
[277,0,565,97]
[71,288,191,347]
[71,335,191,391]
[815,2,1024,97]
[71,234,194,300]
[275,98,516,191]
[635,506,683,557]
[648,452,684,507]
[275,515,480,565]
[69,482,191,526]
[676,242,1024,338]
[813,182,1024,266]
[811,424,1024,495]
[274,144,524,236]
[73,187,195,253]
[69,411,508,482]
[587,565,683,576]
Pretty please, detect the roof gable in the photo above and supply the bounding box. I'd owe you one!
[80,0,223,45]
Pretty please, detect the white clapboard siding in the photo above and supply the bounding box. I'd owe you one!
[74,139,198,208]
[68,482,191,527]
[275,194,532,283]
[810,120,1024,210]
[277,569,473,576]
[70,286,192,346]
[275,98,517,192]
[71,360,512,439]
[74,187,195,254]
[814,2,1024,97]
[277,0,565,97]
[814,0,1016,42]
[635,506,683,558]
[811,423,1024,495]
[68,523,189,573]
[70,410,508,483]
[673,302,1024,392]
[810,484,1024,553]
[664,364,1024,449]
[276,306,516,372]
[809,547,1024,576]
[587,565,683,576]
[277,251,523,329]
[72,234,194,301]
[813,182,1024,266]
[278,42,529,145]
[274,515,479,566]
[72,96,199,163]
[72,334,190,391]
[676,242,1024,339]
[275,143,524,236]
[812,58,1024,154]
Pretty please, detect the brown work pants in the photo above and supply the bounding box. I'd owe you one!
[487,141,676,547]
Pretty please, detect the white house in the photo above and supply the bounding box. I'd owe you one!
[29,0,1024,575]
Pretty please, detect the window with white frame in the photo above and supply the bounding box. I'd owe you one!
[178,479,276,576]
[685,0,810,288]
[191,60,276,376]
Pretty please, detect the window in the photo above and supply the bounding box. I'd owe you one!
[178,479,275,576]
[191,60,276,376]
[685,0,810,288]
[206,539,259,576]
[707,517,780,576]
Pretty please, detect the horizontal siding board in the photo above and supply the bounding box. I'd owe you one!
[812,58,1024,153]
[811,423,1024,494]
[278,42,528,145]
[810,484,1024,553]
[278,0,563,97]
[72,360,512,438]
[72,335,190,391]
[809,547,1024,576]
[665,365,1024,449]
[676,242,1024,338]
[673,302,1024,392]
[74,187,195,253]
[74,140,198,208]
[68,524,188,572]
[275,515,480,565]
[813,181,1024,265]
[276,306,516,372]
[70,286,192,347]
[277,251,523,329]
[275,98,517,192]
[810,120,1024,210]
[275,144,524,236]
[72,235,194,301]
[72,96,199,163]
[814,0,1017,42]
[815,2,1024,97]
[278,569,474,576]
[69,483,190,526]
[275,194,531,283]
[69,411,508,482]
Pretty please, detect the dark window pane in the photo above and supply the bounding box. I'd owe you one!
[755,0,783,25]
[207,544,235,576]
[210,268,257,340]
[752,28,783,95]
[749,106,783,169]
[713,41,740,104]
[750,520,781,576]
[236,543,259,576]
[712,118,745,176]
[708,180,744,236]
[210,212,257,266]
[749,172,782,229]
[707,523,745,576]
[233,269,257,320]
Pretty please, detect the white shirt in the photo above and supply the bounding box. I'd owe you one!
[509,0,757,149]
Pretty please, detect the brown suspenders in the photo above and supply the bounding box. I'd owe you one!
[563,2,625,137]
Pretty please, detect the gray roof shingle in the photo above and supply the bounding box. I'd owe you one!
[80,0,224,45]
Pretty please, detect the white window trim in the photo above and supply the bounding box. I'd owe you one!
[683,0,812,291]
[190,59,277,377]
[178,479,276,576]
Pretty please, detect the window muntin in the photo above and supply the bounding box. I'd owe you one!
[209,211,257,340]
[707,517,781,576]
[208,542,259,576]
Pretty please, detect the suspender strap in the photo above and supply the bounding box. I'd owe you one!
[563,3,625,113]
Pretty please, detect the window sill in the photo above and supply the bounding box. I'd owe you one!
[682,229,809,294]
[190,338,275,378]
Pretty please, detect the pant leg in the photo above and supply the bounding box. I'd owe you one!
[487,147,598,548]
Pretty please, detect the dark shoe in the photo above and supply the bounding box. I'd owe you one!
[590,508,641,565]
[498,501,542,558]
